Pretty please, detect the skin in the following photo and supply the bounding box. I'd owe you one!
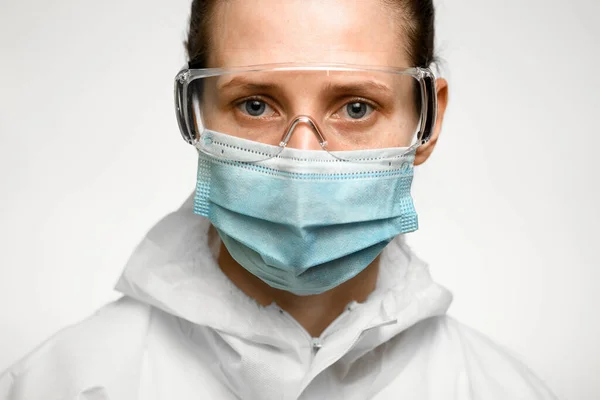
[206,0,449,337]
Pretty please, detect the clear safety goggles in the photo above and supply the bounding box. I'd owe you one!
[174,62,437,162]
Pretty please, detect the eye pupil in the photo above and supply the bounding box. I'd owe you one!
[347,102,367,119]
[246,100,266,116]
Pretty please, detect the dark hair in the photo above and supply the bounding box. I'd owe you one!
[184,0,438,68]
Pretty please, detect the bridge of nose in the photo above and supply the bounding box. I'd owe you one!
[281,116,327,151]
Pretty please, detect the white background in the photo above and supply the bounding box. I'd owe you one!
[0,0,598,398]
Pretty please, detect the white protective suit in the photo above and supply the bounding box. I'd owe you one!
[0,194,558,400]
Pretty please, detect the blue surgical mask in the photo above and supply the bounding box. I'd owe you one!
[193,129,418,296]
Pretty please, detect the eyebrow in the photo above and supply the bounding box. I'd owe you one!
[217,76,277,92]
[217,76,394,97]
[323,81,394,98]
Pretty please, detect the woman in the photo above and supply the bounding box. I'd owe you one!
[1,0,559,399]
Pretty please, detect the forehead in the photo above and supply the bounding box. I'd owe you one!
[208,0,409,68]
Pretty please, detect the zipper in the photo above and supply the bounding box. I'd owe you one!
[276,307,315,358]
[291,317,398,399]
[291,325,367,400]
[275,303,357,360]
[275,300,399,398]
[310,337,323,354]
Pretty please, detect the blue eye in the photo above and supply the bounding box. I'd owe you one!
[345,102,373,119]
[240,100,269,117]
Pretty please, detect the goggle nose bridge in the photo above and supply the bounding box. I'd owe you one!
[279,115,329,149]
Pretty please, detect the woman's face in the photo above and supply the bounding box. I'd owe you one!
[201,0,422,151]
